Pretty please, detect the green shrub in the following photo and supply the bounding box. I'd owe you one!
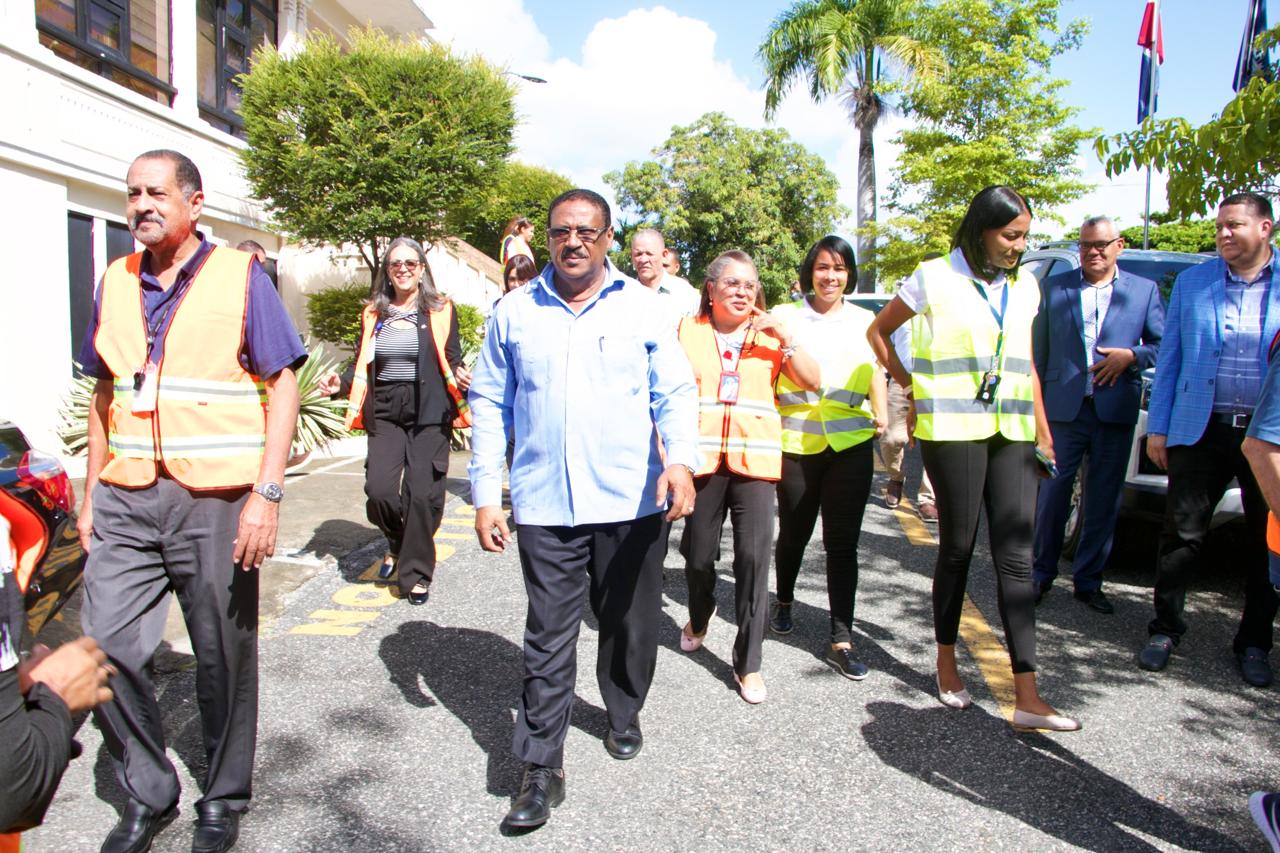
[307,283,368,350]
[455,302,486,364]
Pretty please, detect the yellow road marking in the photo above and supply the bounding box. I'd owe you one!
[891,496,1017,722]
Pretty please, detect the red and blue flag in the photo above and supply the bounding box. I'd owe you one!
[1137,0,1164,123]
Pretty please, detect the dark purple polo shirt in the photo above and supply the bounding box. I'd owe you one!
[78,234,307,380]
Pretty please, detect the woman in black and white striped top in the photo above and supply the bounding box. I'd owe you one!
[322,237,470,605]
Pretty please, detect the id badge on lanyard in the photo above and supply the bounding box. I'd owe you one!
[718,370,740,404]
[132,362,159,413]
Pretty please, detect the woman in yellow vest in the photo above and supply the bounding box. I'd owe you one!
[320,237,472,605]
[677,250,820,703]
[499,216,536,267]
[769,236,886,680]
[867,186,1079,731]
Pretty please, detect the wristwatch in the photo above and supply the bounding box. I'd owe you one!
[253,482,284,503]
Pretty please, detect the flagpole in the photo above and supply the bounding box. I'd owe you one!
[1142,0,1160,250]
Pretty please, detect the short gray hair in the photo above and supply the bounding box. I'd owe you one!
[630,228,665,249]
[1080,215,1116,234]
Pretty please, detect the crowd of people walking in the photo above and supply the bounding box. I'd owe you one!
[4,147,1279,851]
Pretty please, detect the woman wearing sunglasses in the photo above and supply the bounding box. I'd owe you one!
[677,250,819,703]
[320,237,472,605]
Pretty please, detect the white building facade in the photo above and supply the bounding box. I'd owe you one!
[0,0,501,461]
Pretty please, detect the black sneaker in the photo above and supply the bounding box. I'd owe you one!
[825,647,870,680]
[769,602,793,635]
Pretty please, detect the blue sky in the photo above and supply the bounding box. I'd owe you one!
[431,1,1262,236]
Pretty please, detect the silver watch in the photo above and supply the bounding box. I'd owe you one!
[253,482,284,503]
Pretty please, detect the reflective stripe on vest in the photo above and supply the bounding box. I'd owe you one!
[910,257,1039,442]
[344,301,472,431]
[94,247,267,489]
[678,316,784,480]
[776,368,875,455]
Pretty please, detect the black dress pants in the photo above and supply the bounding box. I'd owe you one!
[1150,421,1278,652]
[685,468,776,676]
[365,382,450,596]
[774,442,874,645]
[920,434,1039,674]
[82,479,256,813]
[512,512,667,768]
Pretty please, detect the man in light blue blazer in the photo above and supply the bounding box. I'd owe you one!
[1032,217,1164,614]
[1139,192,1280,687]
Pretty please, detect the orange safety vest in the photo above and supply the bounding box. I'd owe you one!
[94,247,267,490]
[344,302,472,431]
[678,316,784,481]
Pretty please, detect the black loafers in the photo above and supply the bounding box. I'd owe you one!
[505,764,565,829]
[1073,588,1115,614]
[1033,580,1051,605]
[378,556,396,580]
[604,720,643,760]
[407,582,430,606]
[100,799,178,853]
[1238,647,1274,688]
[192,801,240,853]
[1138,634,1174,672]
[769,602,793,635]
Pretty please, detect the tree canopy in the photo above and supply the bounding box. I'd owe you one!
[445,161,572,262]
[1096,27,1280,218]
[759,0,943,291]
[604,112,846,305]
[1118,217,1216,254]
[869,0,1093,284]
[239,28,516,284]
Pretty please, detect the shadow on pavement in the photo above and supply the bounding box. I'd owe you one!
[861,700,1241,851]
[377,621,609,798]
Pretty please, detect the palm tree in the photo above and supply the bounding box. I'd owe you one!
[760,0,943,291]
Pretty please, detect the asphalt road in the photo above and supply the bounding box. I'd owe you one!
[23,447,1280,852]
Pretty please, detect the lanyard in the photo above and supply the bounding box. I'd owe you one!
[972,279,1009,371]
[712,326,755,372]
[142,274,196,366]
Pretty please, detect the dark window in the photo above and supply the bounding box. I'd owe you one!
[1018,258,1053,284]
[1045,260,1073,280]
[36,0,173,105]
[106,220,134,263]
[66,213,94,368]
[197,0,276,138]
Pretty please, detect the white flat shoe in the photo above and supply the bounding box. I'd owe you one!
[679,623,705,653]
[936,675,973,710]
[735,672,767,704]
[1012,708,1081,732]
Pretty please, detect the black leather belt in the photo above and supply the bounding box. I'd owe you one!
[1210,412,1252,429]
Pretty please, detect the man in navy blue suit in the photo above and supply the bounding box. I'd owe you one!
[1032,216,1164,614]
[1140,192,1280,686]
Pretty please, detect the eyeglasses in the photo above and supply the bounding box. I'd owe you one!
[717,277,760,295]
[1079,238,1122,253]
[547,225,608,244]
[388,260,421,272]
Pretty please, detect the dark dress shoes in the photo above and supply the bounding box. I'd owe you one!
[192,800,240,853]
[100,799,177,853]
[1138,634,1174,672]
[1033,580,1051,605]
[1238,647,1274,688]
[1073,588,1115,614]
[407,582,430,606]
[604,720,643,760]
[505,764,565,829]
[378,557,396,580]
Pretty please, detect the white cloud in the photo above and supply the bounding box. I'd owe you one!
[426,3,858,217]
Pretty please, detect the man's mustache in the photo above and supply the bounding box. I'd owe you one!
[131,213,165,230]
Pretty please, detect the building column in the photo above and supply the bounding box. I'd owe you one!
[170,0,200,118]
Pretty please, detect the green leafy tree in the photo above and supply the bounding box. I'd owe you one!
[446,161,573,261]
[871,0,1094,284]
[1118,218,1217,254]
[306,282,367,350]
[759,0,944,291]
[239,28,516,285]
[605,112,846,305]
[1096,28,1280,218]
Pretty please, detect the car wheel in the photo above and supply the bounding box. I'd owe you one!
[1061,462,1085,560]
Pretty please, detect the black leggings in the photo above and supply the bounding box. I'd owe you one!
[919,434,1038,674]
[774,442,874,645]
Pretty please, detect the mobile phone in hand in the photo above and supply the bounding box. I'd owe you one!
[1034,446,1059,479]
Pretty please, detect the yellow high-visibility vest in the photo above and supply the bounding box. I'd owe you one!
[771,302,877,454]
[911,256,1039,441]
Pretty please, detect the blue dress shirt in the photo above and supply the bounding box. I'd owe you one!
[468,261,699,527]
[1213,262,1272,414]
